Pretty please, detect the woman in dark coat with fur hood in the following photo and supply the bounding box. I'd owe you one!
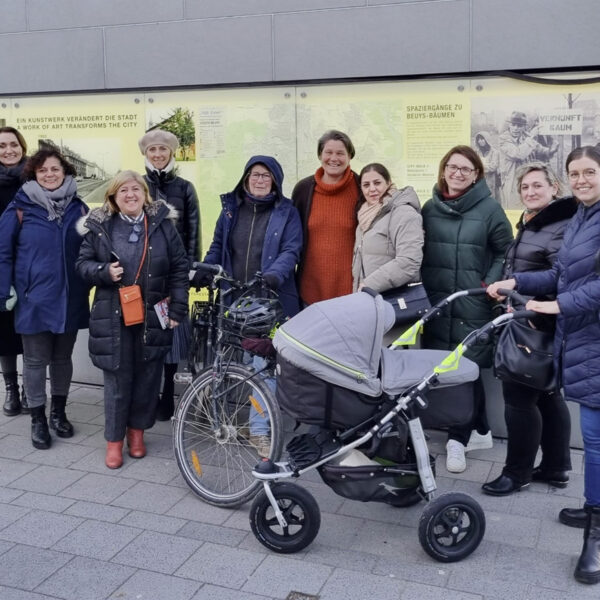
[76,170,189,470]
[482,163,576,497]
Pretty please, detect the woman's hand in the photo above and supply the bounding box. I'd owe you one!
[109,261,123,282]
[525,299,560,314]
[168,319,179,329]
[487,278,516,300]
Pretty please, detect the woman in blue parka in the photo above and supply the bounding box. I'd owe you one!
[488,146,600,586]
[202,155,302,457]
[0,148,89,450]
[203,155,302,318]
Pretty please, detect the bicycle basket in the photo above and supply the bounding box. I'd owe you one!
[225,295,285,338]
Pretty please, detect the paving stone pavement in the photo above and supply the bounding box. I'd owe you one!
[0,382,592,600]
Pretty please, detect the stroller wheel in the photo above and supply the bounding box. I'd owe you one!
[418,492,485,563]
[250,483,321,554]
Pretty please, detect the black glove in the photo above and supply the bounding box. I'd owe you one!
[263,273,281,290]
[191,270,213,290]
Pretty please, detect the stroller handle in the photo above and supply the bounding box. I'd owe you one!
[497,288,530,307]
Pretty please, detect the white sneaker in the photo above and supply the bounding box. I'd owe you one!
[446,440,466,473]
[465,430,493,453]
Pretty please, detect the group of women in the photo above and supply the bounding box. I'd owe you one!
[2,124,600,585]
[0,128,192,470]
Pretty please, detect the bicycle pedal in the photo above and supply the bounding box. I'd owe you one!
[174,372,193,384]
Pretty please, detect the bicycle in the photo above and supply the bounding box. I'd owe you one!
[172,263,284,508]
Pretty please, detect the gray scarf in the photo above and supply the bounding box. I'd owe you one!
[21,176,77,222]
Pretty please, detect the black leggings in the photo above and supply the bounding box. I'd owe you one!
[448,374,489,446]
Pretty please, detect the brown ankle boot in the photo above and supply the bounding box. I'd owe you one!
[126,428,146,458]
[105,441,124,469]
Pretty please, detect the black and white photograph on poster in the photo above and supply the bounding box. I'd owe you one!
[471,93,600,209]
[145,106,196,161]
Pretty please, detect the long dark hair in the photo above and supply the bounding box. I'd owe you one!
[358,162,392,207]
[437,145,485,194]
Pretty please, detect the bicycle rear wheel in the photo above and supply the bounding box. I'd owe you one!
[173,363,283,507]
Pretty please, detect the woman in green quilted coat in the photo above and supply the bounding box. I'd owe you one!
[421,145,513,474]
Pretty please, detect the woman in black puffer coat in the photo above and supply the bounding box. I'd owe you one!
[139,129,200,421]
[76,170,189,470]
[482,163,576,497]
[0,126,27,416]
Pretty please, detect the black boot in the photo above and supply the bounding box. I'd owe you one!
[2,372,21,416]
[20,386,30,414]
[559,506,587,528]
[156,364,177,421]
[574,505,600,584]
[31,405,51,449]
[49,395,74,438]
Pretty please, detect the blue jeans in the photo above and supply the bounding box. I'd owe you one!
[247,354,274,436]
[581,405,600,506]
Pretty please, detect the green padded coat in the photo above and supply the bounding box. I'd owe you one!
[421,179,513,367]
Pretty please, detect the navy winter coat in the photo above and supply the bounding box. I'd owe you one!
[515,200,600,407]
[0,188,89,334]
[76,200,189,371]
[204,156,303,317]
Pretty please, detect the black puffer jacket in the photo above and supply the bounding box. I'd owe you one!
[503,197,577,279]
[75,200,189,371]
[144,168,200,264]
[502,196,577,330]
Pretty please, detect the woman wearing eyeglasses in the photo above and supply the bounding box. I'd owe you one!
[202,156,302,457]
[76,170,189,469]
[421,145,513,474]
[488,146,600,585]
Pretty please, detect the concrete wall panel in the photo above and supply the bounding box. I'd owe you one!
[105,17,273,89]
[472,0,600,71]
[0,29,105,94]
[0,0,27,33]
[273,2,469,80]
[185,0,366,19]
[27,0,184,30]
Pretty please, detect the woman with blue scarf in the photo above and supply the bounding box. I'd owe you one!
[0,149,89,450]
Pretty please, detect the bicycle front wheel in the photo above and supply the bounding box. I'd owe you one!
[173,363,282,507]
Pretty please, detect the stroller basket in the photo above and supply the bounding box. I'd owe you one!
[318,455,436,507]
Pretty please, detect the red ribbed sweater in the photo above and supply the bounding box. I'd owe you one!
[300,167,358,304]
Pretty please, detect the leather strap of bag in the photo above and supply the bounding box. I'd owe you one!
[132,214,148,285]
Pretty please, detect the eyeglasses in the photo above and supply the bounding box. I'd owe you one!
[249,172,272,181]
[568,169,597,181]
[445,164,476,176]
[129,223,142,243]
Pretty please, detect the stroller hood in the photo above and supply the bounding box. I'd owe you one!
[273,291,395,396]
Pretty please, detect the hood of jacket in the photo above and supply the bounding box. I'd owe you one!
[517,196,577,232]
[430,178,492,215]
[77,199,178,235]
[233,155,284,198]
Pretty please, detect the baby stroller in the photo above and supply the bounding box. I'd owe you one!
[249,287,531,562]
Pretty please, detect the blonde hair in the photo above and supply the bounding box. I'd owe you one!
[516,162,564,198]
[103,170,151,214]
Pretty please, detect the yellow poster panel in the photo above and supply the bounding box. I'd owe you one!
[1,94,145,207]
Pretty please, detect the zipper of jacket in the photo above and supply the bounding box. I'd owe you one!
[278,328,367,382]
[244,204,257,281]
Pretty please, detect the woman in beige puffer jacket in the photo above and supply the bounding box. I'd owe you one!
[352,163,423,293]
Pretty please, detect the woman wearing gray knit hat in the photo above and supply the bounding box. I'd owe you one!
[139,128,200,421]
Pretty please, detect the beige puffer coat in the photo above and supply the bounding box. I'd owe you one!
[352,186,423,292]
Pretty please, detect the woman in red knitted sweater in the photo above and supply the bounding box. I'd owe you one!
[292,130,360,305]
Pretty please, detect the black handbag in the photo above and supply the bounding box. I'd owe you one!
[493,318,556,391]
[381,282,431,325]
